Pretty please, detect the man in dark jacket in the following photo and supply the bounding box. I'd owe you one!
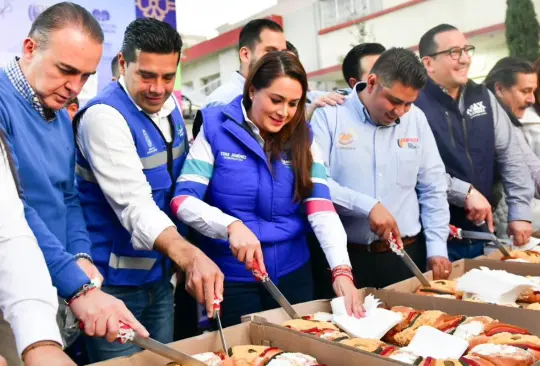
[415,24,534,261]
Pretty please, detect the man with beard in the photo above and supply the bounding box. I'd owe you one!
[416,24,534,260]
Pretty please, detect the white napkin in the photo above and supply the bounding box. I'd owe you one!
[401,326,469,360]
[511,236,540,251]
[457,267,536,305]
[331,295,402,340]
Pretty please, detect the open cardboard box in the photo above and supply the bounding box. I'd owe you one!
[243,288,540,365]
[243,287,540,335]
[385,258,540,293]
[89,320,401,366]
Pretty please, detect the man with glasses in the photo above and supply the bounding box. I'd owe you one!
[311,48,452,288]
[416,24,533,261]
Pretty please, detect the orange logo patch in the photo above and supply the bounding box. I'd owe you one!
[339,133,354,145]
[397,137,420,149]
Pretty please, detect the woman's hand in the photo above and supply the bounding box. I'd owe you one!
[227,221,266,272]
[332,269,365,318]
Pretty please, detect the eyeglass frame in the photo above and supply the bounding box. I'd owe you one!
[427,45,476,60]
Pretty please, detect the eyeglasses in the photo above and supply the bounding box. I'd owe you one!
[428,45,475,60]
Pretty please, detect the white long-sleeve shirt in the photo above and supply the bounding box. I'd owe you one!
[76,77,179,251]
[0,142,62,356]
[170,101,351,269]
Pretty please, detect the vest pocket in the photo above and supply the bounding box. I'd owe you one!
[396,154,418,189]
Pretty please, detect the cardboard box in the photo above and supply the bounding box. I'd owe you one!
[89,320,401,366]
[244,287,540,336]
[385,258,540,292]
[244,288,540,365]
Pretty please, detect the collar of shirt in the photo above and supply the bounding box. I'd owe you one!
[4,57,56,122]
[118,76,176,119]
[233,71,246,90]
[351,81,400,127]
[240,98,265,148]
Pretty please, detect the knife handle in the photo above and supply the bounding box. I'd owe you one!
[213,296,222,317]
[252,259,269,282]
[449,225,462,239]
[387,232,403,253]
[77,321,135,344]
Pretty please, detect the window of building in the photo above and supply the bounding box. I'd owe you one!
[319,0,382,29]
[202,73,221,96]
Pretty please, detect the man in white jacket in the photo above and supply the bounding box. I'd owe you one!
[0,132,74,365]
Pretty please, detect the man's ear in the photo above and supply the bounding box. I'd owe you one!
[239,46,251,65]
[348,77,358,89]
[118,52,127,76]
[366,74,378,93]
[494,81,505,100]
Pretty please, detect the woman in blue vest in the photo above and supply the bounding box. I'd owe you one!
[170,51,363,326]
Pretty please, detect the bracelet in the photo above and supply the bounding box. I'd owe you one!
[74,253,94,264]
[465,185,474,200]
[65,279,99,305]
[21,340,62,360]
[331,266,354,283]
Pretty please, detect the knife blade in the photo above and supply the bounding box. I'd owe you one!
[450,224,512,257]
[77,322,207,365]
[478,223,512,257]
[388,233,431,287]
[132,334,207,366]
[213,297,231,357]
[252,260,301,319]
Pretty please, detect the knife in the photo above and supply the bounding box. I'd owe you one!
[388,233,432,287]
[78,322,207,365]
[449,224,512,257]
[252,260,301,319]
[213,297,231,357]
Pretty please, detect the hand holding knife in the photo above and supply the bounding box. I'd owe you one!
[388,232,432,287]
[449,224,511,257]
[252,260,301,319]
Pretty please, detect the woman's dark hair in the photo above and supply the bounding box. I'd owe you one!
[0,130,20,195]
[243,51,313,201]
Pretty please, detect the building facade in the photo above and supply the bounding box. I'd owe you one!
[182,0,540,96]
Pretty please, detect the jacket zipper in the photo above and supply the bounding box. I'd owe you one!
[143,114,175,278]
[445,111,456,148]
[461,117,475,179]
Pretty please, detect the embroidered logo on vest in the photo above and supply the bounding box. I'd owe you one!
[142,129,158,154]
[466,102,487,119]
[220,151,247,162]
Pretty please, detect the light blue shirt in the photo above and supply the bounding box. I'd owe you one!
[203,71,245,108]
[311,83,450,258]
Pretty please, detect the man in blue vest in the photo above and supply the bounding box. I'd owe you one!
[75,18,224,362]
[416,24,534,260]
[0,3,148,364]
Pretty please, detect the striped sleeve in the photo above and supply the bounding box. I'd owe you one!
[170,126,239,240]
[305,140,351,269]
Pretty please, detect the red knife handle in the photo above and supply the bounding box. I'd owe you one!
[213,296,222,315]
[252,259,269,282]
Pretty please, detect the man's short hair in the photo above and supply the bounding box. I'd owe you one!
[342,43,386,84]
[121,18,183,65]
[111,54,120,78]
[238,18,283,51]
[286,41,299,58]
[418,24,458,58]
[485,56,534,93]
[370,47,428,90]
[28,2,104,48]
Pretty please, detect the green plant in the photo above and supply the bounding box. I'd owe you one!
[505,0,540,62]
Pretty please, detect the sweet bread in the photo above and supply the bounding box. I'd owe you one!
[468,344,535,366]
[384,310,445,346]
[281,319,337,332]
[505,250,540,264]
[415,280,461,299]
[339,338,387,353]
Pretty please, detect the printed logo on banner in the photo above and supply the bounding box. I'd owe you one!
[136,0,176,28]
[92,9,110,22]
[92,8,116,34]
[28,2,50,22]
